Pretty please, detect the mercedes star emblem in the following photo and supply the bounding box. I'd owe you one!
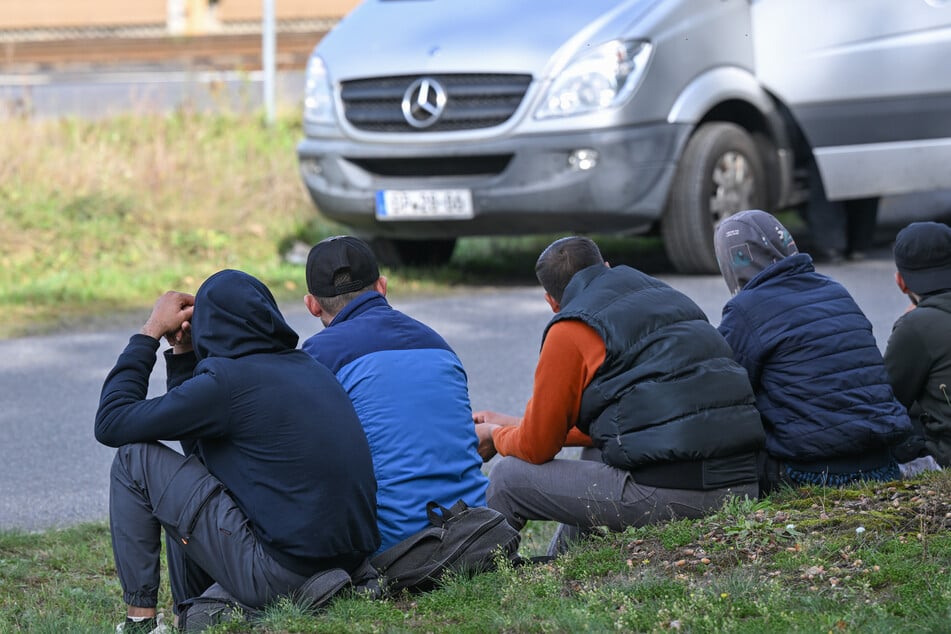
[401,77,447,129]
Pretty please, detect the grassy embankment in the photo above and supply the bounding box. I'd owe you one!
[1,111,318,338]
[2,472,950,632]
[0,109,672,340]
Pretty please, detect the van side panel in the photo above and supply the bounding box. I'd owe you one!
[752,0,951,199]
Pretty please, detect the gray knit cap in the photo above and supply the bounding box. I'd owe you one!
[714,209,798,295]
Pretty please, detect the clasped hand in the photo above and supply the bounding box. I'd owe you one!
[141,291,195,352]
[472,410,520,462]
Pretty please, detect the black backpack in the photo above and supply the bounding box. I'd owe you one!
[370,500,521,594]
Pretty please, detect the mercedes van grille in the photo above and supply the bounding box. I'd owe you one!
[341,74,532,133]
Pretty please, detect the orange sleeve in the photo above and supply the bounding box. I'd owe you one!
[492,320,605,463]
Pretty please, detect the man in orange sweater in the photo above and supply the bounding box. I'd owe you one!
[474,236,764,554]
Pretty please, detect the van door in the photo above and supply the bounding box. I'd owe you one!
[752,0,951,199]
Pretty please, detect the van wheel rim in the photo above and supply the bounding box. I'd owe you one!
[709,150,755,225]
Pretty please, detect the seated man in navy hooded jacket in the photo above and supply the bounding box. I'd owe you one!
[302,236,489,554]
[714,210,912,494]
[95,270,379,633]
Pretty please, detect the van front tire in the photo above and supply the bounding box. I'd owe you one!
[662,122,767,274]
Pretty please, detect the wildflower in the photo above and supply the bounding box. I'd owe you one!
[855,526,866,534]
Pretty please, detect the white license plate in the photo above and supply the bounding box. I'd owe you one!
[375,189,474,220]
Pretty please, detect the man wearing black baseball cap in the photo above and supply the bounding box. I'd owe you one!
[885,221,951,467]
[305,236,382,301]
[301,236,489,555]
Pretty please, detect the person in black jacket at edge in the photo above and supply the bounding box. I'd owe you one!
[95,269,379,633]
[885,222,951,473]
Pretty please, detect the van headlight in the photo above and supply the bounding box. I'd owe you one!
[535,40,652,119]
[304,54,335,124]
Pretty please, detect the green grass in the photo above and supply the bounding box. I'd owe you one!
[0,111,331,338]
[4,472,951,632]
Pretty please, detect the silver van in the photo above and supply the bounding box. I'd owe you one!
[297,0,951,271]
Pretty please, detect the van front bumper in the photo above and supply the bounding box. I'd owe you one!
[297,122,691,239]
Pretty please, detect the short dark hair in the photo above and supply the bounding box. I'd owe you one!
[534,236,604,303]
[315,270,374,315]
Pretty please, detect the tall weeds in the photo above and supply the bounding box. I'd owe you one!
[0,111,335,336]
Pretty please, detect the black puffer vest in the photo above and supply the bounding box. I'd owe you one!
[546,265,764,490]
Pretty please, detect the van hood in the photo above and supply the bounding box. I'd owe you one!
[317,0,660,81]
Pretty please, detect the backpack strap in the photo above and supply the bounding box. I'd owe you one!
[426,499,470,526]
[426,501,448,526]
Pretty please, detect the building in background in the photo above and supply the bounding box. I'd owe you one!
[0,0,362,73]
[0,0,359,34]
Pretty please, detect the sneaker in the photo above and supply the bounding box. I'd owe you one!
[899,455,942,479]
[115,612,170,634]
[545,524,606,557]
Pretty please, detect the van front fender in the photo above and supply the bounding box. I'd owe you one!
[666,66,797,208]
[666,66,776,126]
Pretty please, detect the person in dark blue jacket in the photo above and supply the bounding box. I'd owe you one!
[95,269,379,633]
[714,210,912,494]
[302,236,489,554]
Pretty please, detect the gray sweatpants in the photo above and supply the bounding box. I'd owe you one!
[487,448,757,534]
[108,442,308,611]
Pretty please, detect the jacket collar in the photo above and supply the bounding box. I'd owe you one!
[328,291,389,327]
[561,263,610,308]
[743,253,815,291]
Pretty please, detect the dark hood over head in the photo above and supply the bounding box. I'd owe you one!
[191,269,299,361]
[714,209,798,295]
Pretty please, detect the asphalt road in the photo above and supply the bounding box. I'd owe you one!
[0,250,913,533]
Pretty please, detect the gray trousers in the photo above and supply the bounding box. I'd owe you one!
[109,442,308,611]
[487,448,757,535]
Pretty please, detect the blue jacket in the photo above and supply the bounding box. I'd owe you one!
[95,270,380,576]
[303,292,488,552]
[718,254,912,462]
